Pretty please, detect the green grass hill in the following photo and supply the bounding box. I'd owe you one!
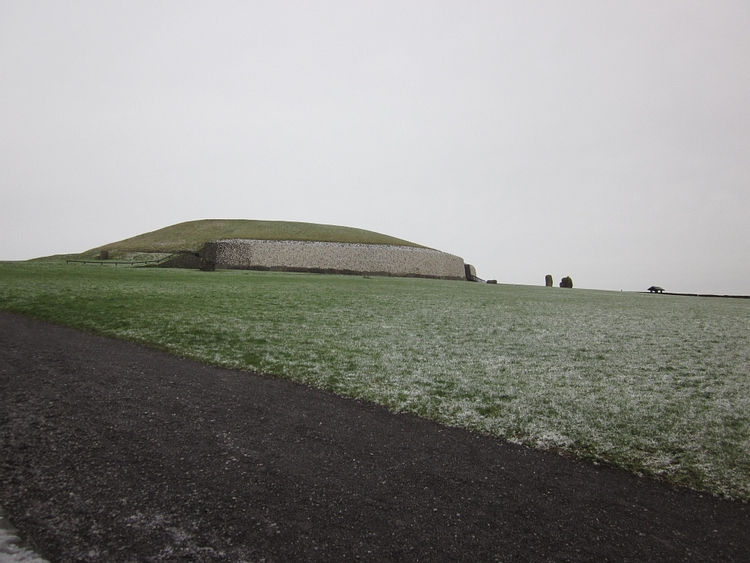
[86,219,426,256]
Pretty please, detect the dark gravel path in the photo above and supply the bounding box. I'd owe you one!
[1,311,748,562]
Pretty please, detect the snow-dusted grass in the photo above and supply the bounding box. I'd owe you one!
[0,506,49,563]
[2,262,749,499]
[0,529,49,563]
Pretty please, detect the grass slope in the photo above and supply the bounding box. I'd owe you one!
[85,219,426,255]
[2,262,749,500]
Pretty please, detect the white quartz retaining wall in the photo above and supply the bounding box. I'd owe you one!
[201,239,467,280]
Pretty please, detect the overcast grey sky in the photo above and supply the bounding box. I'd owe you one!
[2,1,749,294]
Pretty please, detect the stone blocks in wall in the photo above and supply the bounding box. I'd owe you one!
[202,239,467,280]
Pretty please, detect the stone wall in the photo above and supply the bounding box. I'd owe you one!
[159,252,201,269]
[199,239,467,280]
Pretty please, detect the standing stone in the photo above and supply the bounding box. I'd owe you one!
[559,276,573,288]
[99,250,109,260]
[545,274,553,287]
[199,242,218,271]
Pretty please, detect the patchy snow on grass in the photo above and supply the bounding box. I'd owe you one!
[2,263,749,499]
[0,514,49,563]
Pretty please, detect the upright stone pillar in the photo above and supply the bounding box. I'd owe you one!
[199,242,218,271]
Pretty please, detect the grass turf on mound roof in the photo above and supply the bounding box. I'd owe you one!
[87,219,427,254]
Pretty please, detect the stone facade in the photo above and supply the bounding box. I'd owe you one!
[197,239,467,280]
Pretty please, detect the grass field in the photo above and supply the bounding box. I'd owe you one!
[1,261,749,500]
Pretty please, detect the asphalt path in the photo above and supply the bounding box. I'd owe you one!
[1,311,748,562]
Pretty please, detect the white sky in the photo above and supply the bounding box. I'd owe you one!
[2,1,749,294]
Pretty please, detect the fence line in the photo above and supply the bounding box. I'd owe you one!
[66,256,175,267]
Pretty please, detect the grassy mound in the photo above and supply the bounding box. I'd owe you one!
[85,219,426,256]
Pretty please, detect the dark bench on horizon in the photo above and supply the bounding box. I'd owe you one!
[648,286,665,293]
